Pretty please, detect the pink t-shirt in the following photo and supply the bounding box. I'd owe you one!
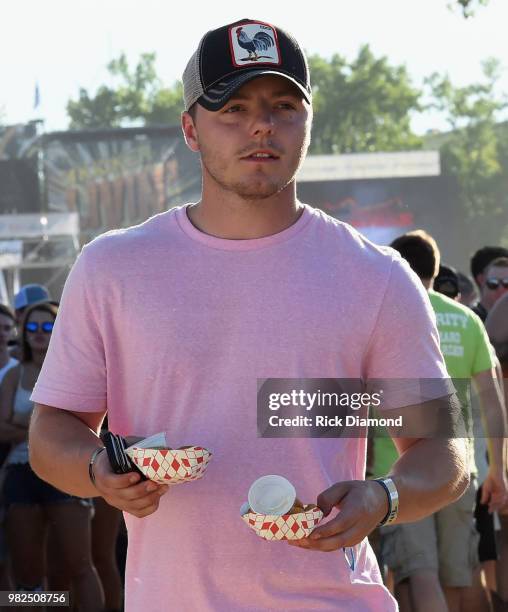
[32,204,447,611]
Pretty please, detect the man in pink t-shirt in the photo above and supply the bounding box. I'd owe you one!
[29,19,469,612]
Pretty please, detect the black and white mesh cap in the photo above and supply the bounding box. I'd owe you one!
[182,18,312,112]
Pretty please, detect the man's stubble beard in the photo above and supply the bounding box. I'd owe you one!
[199,136,310,201]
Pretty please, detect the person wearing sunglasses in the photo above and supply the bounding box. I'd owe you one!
[472,256,508,322]
[470,247,508,315]
[0,302,103,608]
[378,231,507,612]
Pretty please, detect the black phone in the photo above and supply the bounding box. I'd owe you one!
[101,431,146,479]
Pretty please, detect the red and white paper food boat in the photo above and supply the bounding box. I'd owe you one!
[125,433,212,485]
[241,504,323,541]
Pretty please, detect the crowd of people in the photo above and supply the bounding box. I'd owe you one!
[0,17,507,611]
[0,238,506,612]
[0,285,125,611]
[368,241,508,612]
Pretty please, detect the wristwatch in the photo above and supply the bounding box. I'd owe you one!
[373,477,399,526]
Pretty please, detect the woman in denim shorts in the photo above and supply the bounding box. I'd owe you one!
[0,302,103,609]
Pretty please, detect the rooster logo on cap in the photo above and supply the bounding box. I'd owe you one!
[236,26,274,61]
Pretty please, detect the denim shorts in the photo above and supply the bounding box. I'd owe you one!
[3,463,93,509]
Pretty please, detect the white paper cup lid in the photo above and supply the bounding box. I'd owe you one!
[248,475,296,515]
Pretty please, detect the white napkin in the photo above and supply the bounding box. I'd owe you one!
[127,431,167,450]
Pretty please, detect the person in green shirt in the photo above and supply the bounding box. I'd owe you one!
[374,230,507,612]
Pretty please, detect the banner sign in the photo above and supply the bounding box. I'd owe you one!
[41,126,200,240]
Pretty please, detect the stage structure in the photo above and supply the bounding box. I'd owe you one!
[4,121,475,302]
[0,124,200,302]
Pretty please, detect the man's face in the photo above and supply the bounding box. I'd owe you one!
[184,75,312,200]
[482,265,508,310]
[0,314,15,348]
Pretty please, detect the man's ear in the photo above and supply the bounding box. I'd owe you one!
[181,111,200,152]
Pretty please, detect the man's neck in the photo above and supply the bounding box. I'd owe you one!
[187,179,303,240]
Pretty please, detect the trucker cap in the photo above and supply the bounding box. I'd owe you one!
[14,284,50,311]
[182,18,312,112]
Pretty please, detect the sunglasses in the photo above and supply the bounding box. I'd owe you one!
[25,321,54,333]
[486,278,508,290]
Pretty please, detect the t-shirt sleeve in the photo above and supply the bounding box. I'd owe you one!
[364,256,451,409]
[31,245,107,412]
[471,316,495,375]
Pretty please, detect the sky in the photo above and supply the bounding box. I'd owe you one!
[2,0,508,135]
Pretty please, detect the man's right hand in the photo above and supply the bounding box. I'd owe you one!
[92,448,169,517]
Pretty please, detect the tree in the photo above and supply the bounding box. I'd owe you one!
[309,45,422,154]
[426,58,508,218]
[68,47,422,152]
[449,0,490,18]
[67,53,183,129]
[67,86,121,129]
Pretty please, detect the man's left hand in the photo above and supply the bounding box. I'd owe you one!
[481,466,508,513]
[287,480,388,552]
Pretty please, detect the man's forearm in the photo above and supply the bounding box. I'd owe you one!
[389,437,469,523]
[30,405,169,519]
[475,369,507,469]
[481,406,505,472]
[29,404,105,498]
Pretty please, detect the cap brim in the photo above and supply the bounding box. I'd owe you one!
[197,70,311,111]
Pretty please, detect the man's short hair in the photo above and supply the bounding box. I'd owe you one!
[390,230,440,280]
[187,103,198,122]
[470,246,508,286]
[485,256,508,276]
